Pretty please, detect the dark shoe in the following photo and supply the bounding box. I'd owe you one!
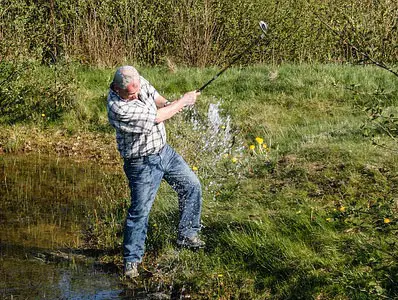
[177,235,205,249]
[124,261,139,278]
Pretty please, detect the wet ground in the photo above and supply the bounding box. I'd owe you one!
[0,154,150,299]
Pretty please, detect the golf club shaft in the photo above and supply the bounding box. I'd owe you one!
[197,35,264,92]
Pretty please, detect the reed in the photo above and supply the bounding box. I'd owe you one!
[1,0,397,66]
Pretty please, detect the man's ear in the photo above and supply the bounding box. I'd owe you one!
[112,83,121,93]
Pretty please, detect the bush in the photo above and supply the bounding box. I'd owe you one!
[0,60,76,124]
[0,0,397,66]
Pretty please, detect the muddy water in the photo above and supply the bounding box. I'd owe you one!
[0,154,135,299]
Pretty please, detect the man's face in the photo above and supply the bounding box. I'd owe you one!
[118,80,140,101]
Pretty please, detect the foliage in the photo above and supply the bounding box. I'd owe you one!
[315,0,398,67]
[312,1,398,156]
[361,91,398,151]
[0,0,397,66]
[0,60,76,124]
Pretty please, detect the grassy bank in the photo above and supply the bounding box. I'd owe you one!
[1,64,398,298]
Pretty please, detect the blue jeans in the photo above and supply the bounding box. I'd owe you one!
[122,144,202,263]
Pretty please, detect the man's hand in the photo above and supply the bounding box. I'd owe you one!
[155,91,200,123]
[181,91,201,107]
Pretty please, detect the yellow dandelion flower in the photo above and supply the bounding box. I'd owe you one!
[255,137,264,145]
[326,218,332,222]
[249,145,255,150]
[231,157,238,163]
[262,143,268,149]
[218,274,223,278]
[339,206,345,212]
[41,113,46,117]
[384,218,391,224]
[192,166,198,171]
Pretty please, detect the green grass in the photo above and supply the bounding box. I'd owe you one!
[1,63,398,299]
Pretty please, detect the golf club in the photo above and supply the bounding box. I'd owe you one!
[197,21,269,92]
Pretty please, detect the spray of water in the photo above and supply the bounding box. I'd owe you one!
[184,98,246,200]
[205,102,232,154]
[187,98,239,158]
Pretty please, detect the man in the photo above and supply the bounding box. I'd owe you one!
[107,66,205,279]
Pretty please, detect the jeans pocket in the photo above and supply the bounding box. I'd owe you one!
[124,158,151,185]
[126,157,144,165]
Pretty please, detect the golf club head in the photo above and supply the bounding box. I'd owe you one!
[197,20,270,92]
[259,21,268,38]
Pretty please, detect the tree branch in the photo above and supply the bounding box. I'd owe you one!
[315,14,398,78]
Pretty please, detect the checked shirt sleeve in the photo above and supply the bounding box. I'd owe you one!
[108,97,156,135]
[139,77,160,104]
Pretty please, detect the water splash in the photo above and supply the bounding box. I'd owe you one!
[184,98,246,201]
[205,102,232,155]
[187,98,237,158]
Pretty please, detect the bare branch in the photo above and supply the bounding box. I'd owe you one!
[315,14,398,78]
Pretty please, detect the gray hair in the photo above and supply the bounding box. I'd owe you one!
[112,66,140,90]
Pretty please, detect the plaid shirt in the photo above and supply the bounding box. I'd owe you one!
[107,76,166,159]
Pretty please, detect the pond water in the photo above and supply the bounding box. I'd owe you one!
[0,154,149,299]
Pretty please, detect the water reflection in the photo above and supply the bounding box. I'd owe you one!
[0,154,127,299]
[1,250,122,299]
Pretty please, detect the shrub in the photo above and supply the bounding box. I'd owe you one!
[0,60,76,124]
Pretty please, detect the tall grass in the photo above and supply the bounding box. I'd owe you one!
[1,0,397,66]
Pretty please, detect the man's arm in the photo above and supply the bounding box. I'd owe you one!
[155,91,200,124]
